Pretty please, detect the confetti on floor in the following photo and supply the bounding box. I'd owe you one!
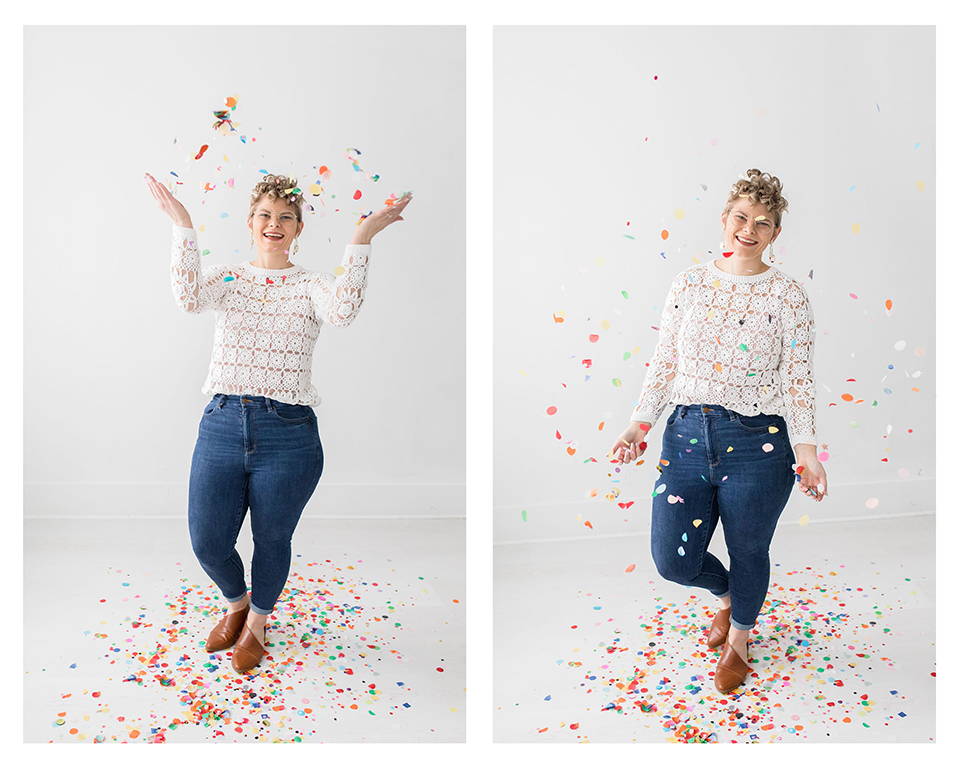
[32,557,462,743]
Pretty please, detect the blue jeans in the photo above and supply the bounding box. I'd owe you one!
[188,394,323,616]
[650,404,796,630]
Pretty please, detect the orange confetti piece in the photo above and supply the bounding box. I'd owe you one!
[660,229,669,240]
[553,313,565,323]
[841,394,854,401]
[714,362,722,372]
[567,447,577,455]
[584,521,593,529]
[625,564,636,573]
[885,299,893,310]
[598,421,605,430]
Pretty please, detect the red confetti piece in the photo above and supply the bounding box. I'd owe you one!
[589,334,600,343]
[547,406,558,416]
[353,190,362,200]
[722,251,733,258]
[618,501,634,509]
[195,144,209,160]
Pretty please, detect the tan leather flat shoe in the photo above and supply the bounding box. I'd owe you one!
[706,607,731,649]
[231,624,266,673]
[205,605,250,652]
[714,642,750,693]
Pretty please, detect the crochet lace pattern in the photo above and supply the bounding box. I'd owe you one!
[631,261,817,446]
[170,225,369,406]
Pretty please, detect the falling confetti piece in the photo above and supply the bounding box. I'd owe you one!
[612,378,622,387]
[625,564,636,573]
[762,443,774,452]
[849,293,858,299]
[865,498,879,509]
[589,334,600,343]
[674,209,685,219]
[621,290,629,299]
[195,144,209,160]
[885,299,893,311]
[660,230,669,240]
[353,190,362,200]
[768,426,779,433]
[334,266,346,276]
[546,406,558,416]
[595,257,606,267]
[798,515,810,526]
[677,546,685,556]
[852,223,861,234]
[917,181,925,192]
[521,510,527,522]
[692,519,702,528]
[584,521,593,529]
[894,340,906,351]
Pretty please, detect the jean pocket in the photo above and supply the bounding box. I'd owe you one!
[664,409,681,428]
[272,403,312,424]
[201,397,221,418]
[733,412,781,433]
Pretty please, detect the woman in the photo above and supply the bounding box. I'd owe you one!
[609,169,825,694]
[145,171,412,672]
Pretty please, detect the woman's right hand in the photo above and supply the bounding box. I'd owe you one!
[608,421,653,465]
[144,172,193,229]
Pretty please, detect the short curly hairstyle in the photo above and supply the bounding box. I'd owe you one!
[248,174,304,223]
[723,168,788,228]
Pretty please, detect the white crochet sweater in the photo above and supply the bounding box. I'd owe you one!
[170,225,370,406]
[631,260,817,447]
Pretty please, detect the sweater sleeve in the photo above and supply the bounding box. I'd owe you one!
[170,225,232,314]
[779,281,817,447]
[311,243,371,327]
[631,271,689,425]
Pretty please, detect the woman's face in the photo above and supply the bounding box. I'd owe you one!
[248,196,304,256]
[721,199,780,260]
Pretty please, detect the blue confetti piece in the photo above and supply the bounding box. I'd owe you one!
[678,546,685,556]
[544,695,552,701]
[69,663,76,669]
[220,212,229,219]
[682,533,687,542]
[402,703,411,708]
[914,143,920,149]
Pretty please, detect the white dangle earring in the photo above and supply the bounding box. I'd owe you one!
[250,234,254,251]
[768,243,775,263]
[293,238,299,256]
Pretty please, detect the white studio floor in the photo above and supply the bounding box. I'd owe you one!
[24,518,465,743]
[494,514,935,744]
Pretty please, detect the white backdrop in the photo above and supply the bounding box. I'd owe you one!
[494,26,935,543]
[24,26,465,518]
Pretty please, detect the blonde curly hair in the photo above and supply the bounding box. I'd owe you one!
[248,174,304,222]
[723,168,788,227]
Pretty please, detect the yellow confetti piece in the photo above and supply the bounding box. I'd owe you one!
[755,215,766,221]
[334,266,346,276]
[633,346,641,354]
[852,223,861,234]
[798,515,810,526]
[595,257,606,267]
[601,319,611,330]
[727,446,733,452]
[768,426,779,433]
[712,280,722,289]
[674,208,685,219]
[917,180,925,192]
[692,519,702,528]
[707,309,716,320]
[518,370,528,377]
[450,707,459,713]
[308,183,322,195]
[199,225,205,232]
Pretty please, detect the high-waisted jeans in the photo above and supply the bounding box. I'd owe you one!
[650,404,796,630]
[188,394,323,616]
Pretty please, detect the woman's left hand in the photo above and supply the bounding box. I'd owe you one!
[351,192,413,244]
[794,445,827,502]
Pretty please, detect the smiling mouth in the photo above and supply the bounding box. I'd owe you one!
[263,233,284,240]
[736,236,758,246]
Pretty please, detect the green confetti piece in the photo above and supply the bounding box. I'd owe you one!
[202,249,211,256]
[738,343,748,351]
[521,509,527,522]
[612,378,622,387]
[622,290,630,299]
[623,351,631,361]
[623,234,635,240]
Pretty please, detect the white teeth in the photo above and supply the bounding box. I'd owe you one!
[737,236,757,245]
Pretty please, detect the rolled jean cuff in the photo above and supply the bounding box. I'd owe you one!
[730,618,755,631]
[250,603,273,616]
[715,590,730,599]
[224,592,248,603]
